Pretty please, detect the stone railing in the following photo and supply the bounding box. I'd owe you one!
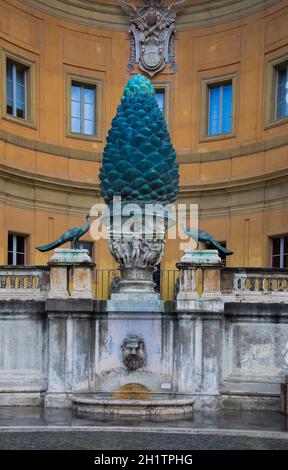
[1,265,288,303]
[0,266,50,300]
[221,268,288,301]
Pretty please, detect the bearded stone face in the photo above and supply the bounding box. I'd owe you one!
[121,335,146,372]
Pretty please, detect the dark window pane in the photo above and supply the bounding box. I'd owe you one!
[283,254,288,268]
[8,252,13,265]
[272,238,281,256]
[16,67,25,86]
[17,236,25,253]
[16,108,24,119]
[272,255,280,268]
[8,234,13,252]
[6,104,13,115]
[16,252,25,266]
[7,80,13,103]
[6,61,13,80]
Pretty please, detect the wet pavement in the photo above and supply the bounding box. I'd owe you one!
[0,406,288,432]
[0,407,287,450]
[0,430,287,450]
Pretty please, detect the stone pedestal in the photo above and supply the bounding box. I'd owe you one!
[176,249,224,312]
[175,250,224,408]
[48,248,94,300]
[71,266,93,299]
[48,265,69,299]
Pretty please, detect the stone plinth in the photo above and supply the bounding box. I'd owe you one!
[176,249,224,312]
[48,248,94,300]
[48,265,69,299]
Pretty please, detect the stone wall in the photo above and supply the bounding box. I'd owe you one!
[0,297,287,410]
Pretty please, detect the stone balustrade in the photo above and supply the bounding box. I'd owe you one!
[221,268,288,301]
[0,265,288,302]
[0,266,50,300]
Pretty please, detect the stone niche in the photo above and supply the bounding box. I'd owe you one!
[94,312,172,394]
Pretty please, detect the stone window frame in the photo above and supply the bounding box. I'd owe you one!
[66,73,103,142]
[7,232,28,266]
[153,82,171,129]
[270,234,288,268]
[199,72,238,142]
[1,48,37,129]
[265,53,288,129]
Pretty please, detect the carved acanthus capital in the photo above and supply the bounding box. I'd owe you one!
[109,236,165,269]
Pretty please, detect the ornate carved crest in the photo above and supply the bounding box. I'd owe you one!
[119,0,187,77]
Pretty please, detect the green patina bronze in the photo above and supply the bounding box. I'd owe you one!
[185,227,234,256]
[36,215,90,252]
[99,74,179,206]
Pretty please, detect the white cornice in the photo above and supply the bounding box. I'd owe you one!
[21,0,282,31]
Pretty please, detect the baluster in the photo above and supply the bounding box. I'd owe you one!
[18,276,24,288]
[34,276,39,289]
[258,277,264,291]
[11,275,16,288]
[0,276,5,288]
[268,278,273,292]
[249,277,255,291]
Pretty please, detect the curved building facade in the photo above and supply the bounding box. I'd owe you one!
[0,0,288,271]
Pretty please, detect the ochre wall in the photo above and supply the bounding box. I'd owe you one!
[0,0,288,269]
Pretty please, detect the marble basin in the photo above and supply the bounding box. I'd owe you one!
[71,393,194,417]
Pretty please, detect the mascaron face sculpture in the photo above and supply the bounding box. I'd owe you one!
[121,334,146,372]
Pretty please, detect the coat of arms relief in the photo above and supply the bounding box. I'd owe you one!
[119,0,187,77]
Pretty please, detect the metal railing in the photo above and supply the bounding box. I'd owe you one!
[93,269,179,301]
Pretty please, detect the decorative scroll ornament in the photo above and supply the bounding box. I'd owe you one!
[119,0,187,77]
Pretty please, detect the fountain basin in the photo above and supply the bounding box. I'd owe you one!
[71,393,194,417]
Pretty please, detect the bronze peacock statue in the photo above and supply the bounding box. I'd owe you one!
[185,227,233,257]
[36,215,90,252]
